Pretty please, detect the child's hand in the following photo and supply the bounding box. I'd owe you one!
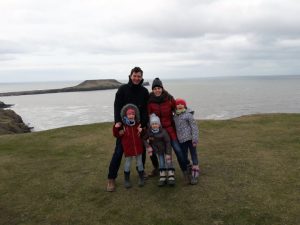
[165,154,172,164]
[192,142,197,147]
[146,146,153,156]
[115,122,122,128]
[119,130,124,136]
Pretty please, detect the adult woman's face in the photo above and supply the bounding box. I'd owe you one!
[153,87,163,96]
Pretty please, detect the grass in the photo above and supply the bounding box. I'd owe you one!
[0,113,299,225]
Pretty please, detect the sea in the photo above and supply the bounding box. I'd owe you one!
[1,75,300,131]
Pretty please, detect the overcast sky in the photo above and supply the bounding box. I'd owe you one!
[1,0,300,82]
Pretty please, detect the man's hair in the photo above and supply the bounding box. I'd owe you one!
[130,67,143,76]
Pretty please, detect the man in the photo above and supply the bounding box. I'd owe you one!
[106,67,150,192]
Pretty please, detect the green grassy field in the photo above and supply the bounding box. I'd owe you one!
[0,114,299,225]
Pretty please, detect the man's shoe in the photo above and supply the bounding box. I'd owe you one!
[106,179,115,192]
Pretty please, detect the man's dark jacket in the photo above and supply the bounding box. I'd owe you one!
[114,77,149,127]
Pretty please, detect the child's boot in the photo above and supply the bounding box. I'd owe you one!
[167,168,176,186]
[138,170,145,187]
[190,165,200,185]
[158,169,167,187]
[124,171,132,189]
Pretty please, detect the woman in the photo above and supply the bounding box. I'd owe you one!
[147,77,189,180]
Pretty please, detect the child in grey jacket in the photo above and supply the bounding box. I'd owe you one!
[143,114,175,186]
[173,98,200,184]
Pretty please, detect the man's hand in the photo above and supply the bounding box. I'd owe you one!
[115,122,122,128]
[137,124,142,132]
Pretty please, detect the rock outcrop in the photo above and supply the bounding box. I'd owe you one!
[0,79,123,97]
[0,109,31,135]
[0,101,13,108]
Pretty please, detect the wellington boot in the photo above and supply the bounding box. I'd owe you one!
[124,171,132,189]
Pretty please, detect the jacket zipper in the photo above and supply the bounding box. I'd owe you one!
[131,126,137,156]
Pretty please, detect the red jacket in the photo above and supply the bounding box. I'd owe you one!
[113,124,144,157]
[147,91,177,140]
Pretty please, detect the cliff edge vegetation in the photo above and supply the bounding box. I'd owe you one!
[0,114,299,225]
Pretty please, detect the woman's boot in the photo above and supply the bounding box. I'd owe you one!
[138,170,145,187]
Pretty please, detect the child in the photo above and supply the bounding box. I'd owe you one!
[143,113,175,186]
[113,104,144,188]
[173,98,200,185]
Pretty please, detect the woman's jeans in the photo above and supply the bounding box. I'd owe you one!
[171,139,187,172]
[180,140,199,165]
[107,138,146,179]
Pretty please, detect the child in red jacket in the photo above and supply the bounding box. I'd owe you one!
[113,104,144,188]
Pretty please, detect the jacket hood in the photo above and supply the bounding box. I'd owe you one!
[120,103,140,123]
[186,108,195,115]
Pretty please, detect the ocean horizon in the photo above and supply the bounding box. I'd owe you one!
[1,75,300,131]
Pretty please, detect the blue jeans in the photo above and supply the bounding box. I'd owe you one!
[107,138,146,179]
[157,153,173,170]
[124,154,143,172]
[107,138,123,179]
[171,139,187,172]
[180,140,199,165]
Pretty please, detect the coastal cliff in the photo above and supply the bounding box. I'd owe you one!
[0,79,123,97]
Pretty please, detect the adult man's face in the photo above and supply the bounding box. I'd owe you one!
[130,72,143,85]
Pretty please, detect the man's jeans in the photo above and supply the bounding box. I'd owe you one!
[107,138,123,179]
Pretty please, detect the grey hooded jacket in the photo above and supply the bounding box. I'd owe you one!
[173,108,199,144]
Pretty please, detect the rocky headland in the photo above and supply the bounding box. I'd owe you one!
[0,108,32,135]
[0,79,123,97]
[0,101,14,109]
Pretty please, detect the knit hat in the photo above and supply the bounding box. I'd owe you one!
[175,98,187,108]
[149,113,161,126]
[152,78,163,90]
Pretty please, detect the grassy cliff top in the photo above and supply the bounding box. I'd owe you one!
[0,113,299,225]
